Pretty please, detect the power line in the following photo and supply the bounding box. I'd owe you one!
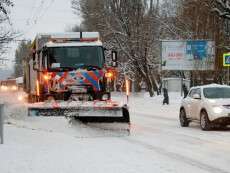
[26,0,38,26]
[37,0,55,20]
[12,39,31,42]
[27,0,44,25]
[32,0,45,25]
[21,0,46,35]
[22,0,56,37]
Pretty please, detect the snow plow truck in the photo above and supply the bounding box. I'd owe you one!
[23,32,130,123]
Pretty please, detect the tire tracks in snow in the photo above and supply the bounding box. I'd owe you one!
[122,137,229,173]
[67,118,230,173]
[131,111,177,122]
[122,112,230,173]
[133,112,230,146]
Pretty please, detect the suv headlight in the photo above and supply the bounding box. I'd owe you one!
[212,106,223,114]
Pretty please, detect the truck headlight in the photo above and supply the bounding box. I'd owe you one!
[212,106,223,114]
[43,74,51,81]
[105,72,113,78]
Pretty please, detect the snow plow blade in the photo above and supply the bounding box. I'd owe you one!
[28,101,130,123]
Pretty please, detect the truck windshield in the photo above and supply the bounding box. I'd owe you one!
[47,46,104,69]
[203,87,230,99]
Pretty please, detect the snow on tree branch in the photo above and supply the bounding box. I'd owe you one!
[212,0,230,19]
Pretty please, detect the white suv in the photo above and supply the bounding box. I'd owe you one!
[179,84,230,130]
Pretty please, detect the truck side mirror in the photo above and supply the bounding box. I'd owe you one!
[33,61,38,71]
[111,51,118,67]
[42,47,48,56]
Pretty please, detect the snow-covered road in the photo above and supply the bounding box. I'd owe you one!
[0,91,230,173]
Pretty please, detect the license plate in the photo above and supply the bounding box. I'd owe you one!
[69,86,87,93]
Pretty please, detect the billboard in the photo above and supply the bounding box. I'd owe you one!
[161,40,215,70]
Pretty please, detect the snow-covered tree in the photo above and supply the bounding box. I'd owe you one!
[212,0,230,19]
[72,0,161,96]
[0,0,14,57]
[14,41,31,77]
[159,0,229,85]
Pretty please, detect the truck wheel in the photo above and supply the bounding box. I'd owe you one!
[200,111,211,131]
[179,109,189,127]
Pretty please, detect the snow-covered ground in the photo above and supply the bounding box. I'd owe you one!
[1,91,230,173]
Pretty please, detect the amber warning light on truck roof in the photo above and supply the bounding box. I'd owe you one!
[80,38,99,42]
[48,37,99,43]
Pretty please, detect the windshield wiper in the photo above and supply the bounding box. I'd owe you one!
[61,66,76,71]
[75,64,101,70]
[84,65,101,70]
[50,66,76,72]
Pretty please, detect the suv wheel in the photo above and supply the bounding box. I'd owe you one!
[179,109,189,127]
[200,111,211,131]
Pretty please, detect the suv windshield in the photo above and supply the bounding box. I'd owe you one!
[203,87,230,99]
[47,46,104,69]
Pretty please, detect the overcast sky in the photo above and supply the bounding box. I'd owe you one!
[3,0,81,71]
